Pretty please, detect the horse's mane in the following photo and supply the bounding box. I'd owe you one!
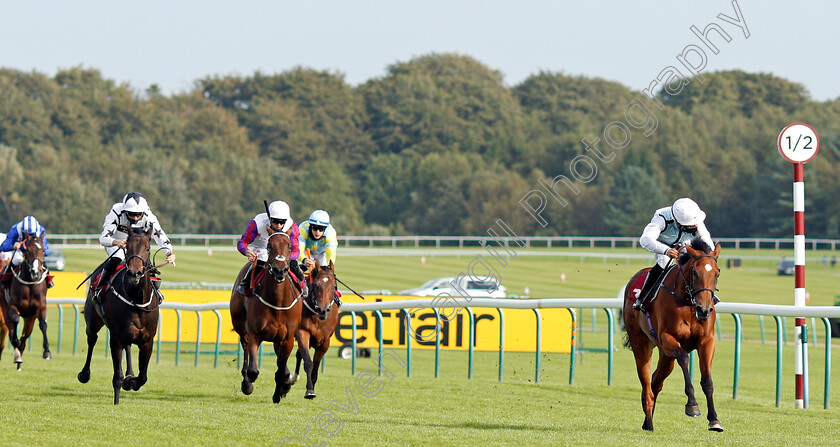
[678,237,713,264]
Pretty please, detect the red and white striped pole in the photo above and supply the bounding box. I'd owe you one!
[793,163,807,409]
[778,123,819,409]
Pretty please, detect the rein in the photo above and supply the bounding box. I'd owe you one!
[253,230,299,311]
[11,244,46,285]
[303,269,336,314]
[665,253,719,307]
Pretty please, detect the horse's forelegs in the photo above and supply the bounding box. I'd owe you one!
[272,338,296,403]
[241,335,259,395]
[18,316,36,356]
[628,330,655,431]
[122,346,135,391]
[311,345,328,387]
[292,348,303,384]
[297,333,316,398]
[0,321,6,360]
[698,339,723,432]
[38,308,51,359]
[131,340,153,391]
[77,301,103,383]
[672,347,699,417]
[110,338,124,405]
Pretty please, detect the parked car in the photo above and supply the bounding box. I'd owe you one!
[398,276,507,298]
[777,258,795,276]
[45,249,66,271]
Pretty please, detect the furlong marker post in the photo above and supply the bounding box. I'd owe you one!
[778,122,820,409]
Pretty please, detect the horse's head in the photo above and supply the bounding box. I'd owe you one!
[309,261,336,321]
[681,240,722,322]
[125,227,152,287]
[21,233,45,280]
[265,225,292,284]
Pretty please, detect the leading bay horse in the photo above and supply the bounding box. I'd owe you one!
[623,238,723,432]
[77,227,160,404]
[0,232,51,368]
[230,226,302,402]
[0,254,9,360]
[291,261,339,399]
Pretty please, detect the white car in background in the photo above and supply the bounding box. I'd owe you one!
[398,276,507,298]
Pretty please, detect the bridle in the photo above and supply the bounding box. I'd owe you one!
[124,233,153,279]
[675,254,719,307]
[303,268,336,316]
[12,238,46,285]
[265,232,291,283]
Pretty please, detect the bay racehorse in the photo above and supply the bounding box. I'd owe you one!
[0,232,51,368]
[0,253,8,360]
[623,238,723,432]
[230,226,302,402]
[291,261,339,398]
[77,227,160,404]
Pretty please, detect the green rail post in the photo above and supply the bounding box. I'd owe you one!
[715,317,722,340]
[105,329,110,358]
[782,316,788,344]
[689,351,695,382]
[533,308,542,384]
[821,317,831,409]
[72,303,79,356]
[775,315,783,407]
[351,311,357,375]
[401,308,411,378]
[732,313,742,399]
[213,309,222,368]
[195,311,202,367]
[374,311,384,376]
[498,308,505,382]
[237,342,242,370]
[433,308,441,379]
[605,308,614,386]
[258,343,263,369]
[811,317,818,345]
[760,315,766,344]
[57,305,63,355]
[467,308,475,380]
[175,309,182,366]
[569,308,576,385]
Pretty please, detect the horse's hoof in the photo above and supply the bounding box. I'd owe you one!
[131,379,143,391]
[642,422,654,432]
[16,363,21,371]
[708,421,724,432]
[13,348,22,364]
[123,376,134,391]
[304,390,316,399]
[290,373,299,385]
[685,404,701,417]
[78,371,90,384]
[241,381,254,395]
[247,370,259,383]
[272,394,282,404]
[43,351,51,360]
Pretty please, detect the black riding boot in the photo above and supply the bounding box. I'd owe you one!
[93,257,122,304]
[290,260,307,295]
[236,263,255,296]
[633,264,665,312]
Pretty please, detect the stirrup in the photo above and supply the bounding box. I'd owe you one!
[632,299,646,312]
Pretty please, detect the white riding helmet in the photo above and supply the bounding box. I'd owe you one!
[122,192,149,214]
[671,198,705,227]
[308,210,330,227]
[21,215,41,235]
[267,201,291,221]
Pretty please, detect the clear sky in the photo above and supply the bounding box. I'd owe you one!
[1,0,837,101]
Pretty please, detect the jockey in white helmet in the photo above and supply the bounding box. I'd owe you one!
[94,192,176,300]
[632,198,715,312]
[235,200,303,296]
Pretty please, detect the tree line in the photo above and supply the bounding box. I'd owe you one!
[1,53,839,238]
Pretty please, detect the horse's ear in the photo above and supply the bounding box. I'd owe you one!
[713,243,722,259]
[328,260,334,271]
[146,226,154,238]
[684,244,700,258]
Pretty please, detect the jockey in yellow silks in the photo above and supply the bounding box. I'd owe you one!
[298,210,340,301]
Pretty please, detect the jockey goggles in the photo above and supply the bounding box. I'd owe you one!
[126,211,144,220]
[311,225,327,232]
[270,218,287,227]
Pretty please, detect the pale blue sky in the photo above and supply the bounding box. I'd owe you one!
[1,1,837,100]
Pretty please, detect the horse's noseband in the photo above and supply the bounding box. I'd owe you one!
[681,254,719,307]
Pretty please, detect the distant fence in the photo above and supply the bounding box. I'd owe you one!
[44,297,838,408]
[47,234,840,251]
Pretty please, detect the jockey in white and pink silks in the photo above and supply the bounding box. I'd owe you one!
[632,198,715,312]
[235,200,304,296]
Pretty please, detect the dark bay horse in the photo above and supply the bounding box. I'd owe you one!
[291,261,339,399]
[0,255,8,360]
[77,227,160,405]
[623,239,723,432]
[230,226,303,402]
[1,232,51,368]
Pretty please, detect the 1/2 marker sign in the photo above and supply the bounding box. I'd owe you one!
[778,123,819,164]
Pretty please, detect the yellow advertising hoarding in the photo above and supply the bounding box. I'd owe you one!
[144,289,572,353]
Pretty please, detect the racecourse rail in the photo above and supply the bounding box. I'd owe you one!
[43,297,839,409]
[47,234,840,251]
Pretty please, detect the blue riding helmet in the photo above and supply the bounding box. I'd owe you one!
[22,216,40,235]
[308,210,330,227]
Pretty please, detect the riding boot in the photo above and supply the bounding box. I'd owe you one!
[93,257,121,304]
[236,264,254,296]
[633,264,665,312]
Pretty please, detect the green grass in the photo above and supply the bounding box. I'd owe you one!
[6,246,837,445]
